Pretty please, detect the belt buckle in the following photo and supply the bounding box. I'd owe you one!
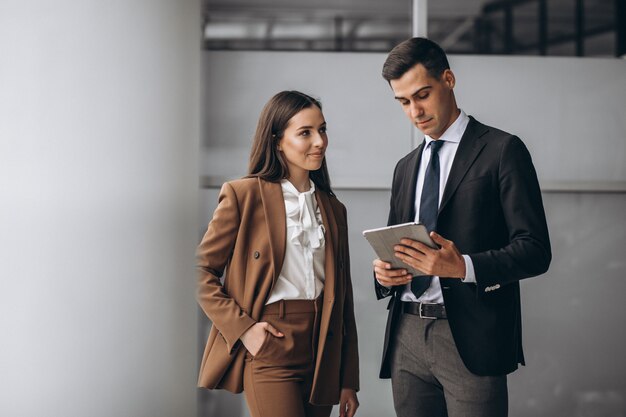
[419,303,437,320]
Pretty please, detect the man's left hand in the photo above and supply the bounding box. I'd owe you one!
[394,231,466,278]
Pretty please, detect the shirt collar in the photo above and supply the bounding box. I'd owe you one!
[424,109,469,146]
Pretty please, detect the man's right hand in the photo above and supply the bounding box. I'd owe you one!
[373,259,413,287]
[240,322,283,356]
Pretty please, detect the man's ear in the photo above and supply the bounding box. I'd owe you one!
[443,69,455,89]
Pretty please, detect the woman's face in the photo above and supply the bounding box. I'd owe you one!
[278,106,328,178]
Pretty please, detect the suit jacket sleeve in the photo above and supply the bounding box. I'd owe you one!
[339,204,360,391]
[470,136,552,290]
[196,182,256,353]
[374,163,400,300]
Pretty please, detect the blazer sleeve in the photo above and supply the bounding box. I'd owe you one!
[196,182,256,353]
[339,204,360,391]
[470,136,552,290]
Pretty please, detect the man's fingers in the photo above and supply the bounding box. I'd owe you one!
[374,265,408,277]
[398,239,432,254]
[394,244,426,261]
[262,323,283,337]
[374,258,413,286]
[376,274,412,287]
[373,259,392,269]
[374,265,412,284]
[429,231,449,246]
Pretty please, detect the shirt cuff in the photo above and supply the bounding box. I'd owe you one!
[461,255,476,284]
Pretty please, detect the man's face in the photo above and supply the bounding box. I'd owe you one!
[390,63,458,139]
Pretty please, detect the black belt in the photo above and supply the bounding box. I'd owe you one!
[402,302,447,319]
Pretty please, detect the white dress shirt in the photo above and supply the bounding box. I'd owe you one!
[265,179,326,305]
[400,109,477,303]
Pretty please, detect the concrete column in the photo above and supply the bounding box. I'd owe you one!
[412,0,428,37]
[0,1,200,416]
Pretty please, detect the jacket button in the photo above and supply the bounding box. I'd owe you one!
[327,331,334,340]
[253,251,260,259]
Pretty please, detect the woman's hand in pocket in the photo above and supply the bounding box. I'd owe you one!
[240,322,283,356]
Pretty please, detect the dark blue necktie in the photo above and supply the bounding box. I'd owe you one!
[411,139,444,297]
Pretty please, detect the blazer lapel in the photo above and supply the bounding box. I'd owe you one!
[315,189,337,303]
[439,117,488,214]
[258,178,286,287]
[314,189,337,372]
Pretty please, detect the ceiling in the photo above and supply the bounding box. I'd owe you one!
[202,0,618,56]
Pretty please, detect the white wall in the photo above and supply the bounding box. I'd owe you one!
[451,55,626,187]
[0,1,199,416]
[201,51,626,190]
[200,50,409,188]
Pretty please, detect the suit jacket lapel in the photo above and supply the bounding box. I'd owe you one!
[402,141,425,223]
[439,117,488,214]
[258,178,286,287]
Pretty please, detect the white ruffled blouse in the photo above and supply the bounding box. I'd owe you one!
[265,179,326,305]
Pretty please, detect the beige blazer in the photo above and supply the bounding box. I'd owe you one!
[196,177,359,405]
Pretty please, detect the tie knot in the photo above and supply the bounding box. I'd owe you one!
[429,140,444,154]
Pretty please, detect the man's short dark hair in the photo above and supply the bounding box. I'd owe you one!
[382,37,450,82]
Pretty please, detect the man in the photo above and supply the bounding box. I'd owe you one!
[373,37,551,417]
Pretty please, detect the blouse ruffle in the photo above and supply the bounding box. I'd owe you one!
[282,180,325,250]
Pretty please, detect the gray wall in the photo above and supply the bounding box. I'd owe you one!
[1,1,200,416]
[201,51,626,189]
[199,50,626,416]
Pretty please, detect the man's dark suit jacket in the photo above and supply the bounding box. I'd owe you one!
[375,116,551,378]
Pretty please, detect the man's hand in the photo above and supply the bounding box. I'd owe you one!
[239,322,283,356]
[373,258,413,287]
[339,388,359,417]
[393,231,466,278]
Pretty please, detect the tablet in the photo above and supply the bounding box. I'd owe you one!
[362,222,437,276]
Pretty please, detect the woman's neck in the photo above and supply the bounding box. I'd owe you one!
[287,172,311,193]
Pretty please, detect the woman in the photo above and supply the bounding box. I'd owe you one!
[196,91,359,417]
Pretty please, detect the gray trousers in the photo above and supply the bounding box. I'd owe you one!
[390,311,508,417]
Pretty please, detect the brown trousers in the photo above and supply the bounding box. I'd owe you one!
[243,297,332,417]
